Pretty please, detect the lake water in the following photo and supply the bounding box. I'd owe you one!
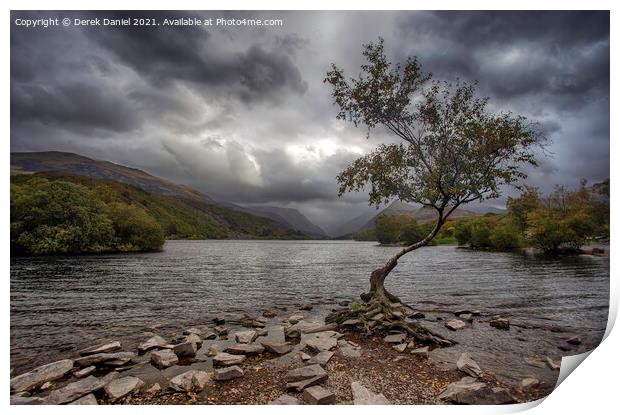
[10,240,609,386]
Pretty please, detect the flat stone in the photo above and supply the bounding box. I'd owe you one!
[10,393,44,405]
[270,394,301,404]
[260,341,293,355]
[74,366,97,379]
[10,359,74,392]
[169,370,212,392]
[138,335,169,353]
[287,364,327,383]
[546,356,561,370]
[520,377,540,390]
[234,330,258,344]
[392,343,407,353]
[288,314,305,324]
[45,373,118,404]
[308,351,334,366]
[78,341,122,356]
[457,353,483,378]
[410,346,429,358]
[305,336,338,353]
[438,376,486,402]
[302,385,335,404]
[567,335,582,345]
[286,374,328,392]
[383,333,406,343]
[351,381,391,404]
[213,352,246,366]
[214,365,244,381]
[151,349,179,369]
[173,341,198,358]
[489,317,510,330]
[226,343,265,355]
[524,357,547,368]
[104,376,144,402]
[185,333,203,347]
[75,352,135,367]
[445,320,467,331]
[69,393,98,405]
[302,323,338,334]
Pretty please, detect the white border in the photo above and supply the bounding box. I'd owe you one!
[3,2,617,415]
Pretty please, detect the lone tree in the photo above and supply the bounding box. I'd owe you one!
[324,39,544,343]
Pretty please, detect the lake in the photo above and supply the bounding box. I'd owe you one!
[10,240,609,386]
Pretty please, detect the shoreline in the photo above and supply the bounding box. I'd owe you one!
[11,303,557,405]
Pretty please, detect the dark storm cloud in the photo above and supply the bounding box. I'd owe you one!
[10,11,609,233]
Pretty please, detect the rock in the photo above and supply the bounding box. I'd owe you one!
[410,346,429,358]
[214,326,228,335]
[567,335,582,345]
[288,314,305,324]
[287,364,327,383]
[300,303,313,311]
[308,351,334,366]
[445,320,467,331]
[489,316,510,330]
[524,357,546,368]
[10,393,44,405]
[145,383,161,395]
[78,341,122,356]
[302,385,335,404]
[299,352,312,361]
[383,333,406,343]
[213,352,246,366]
[69,393,98,405]
[302,323,339,334]
[341,319,361,327]
[74,366,96,379]
[75,351,135,367]
[212,315,226,324]
[263,309,278,318]
[261,341,293,355]
[234,330,258,344]
[457,353,483,378]
[286,374,328,392]
[438,376,487,402]
[45,373,117,404]
[520,377,540,390]
[351,381,391,404]
[138,335,169,353]
[226,343,265,355]
[169,370,211,392]
[150,350,178,369]
[185,333,203,347]
[104,376,144,402]
[392,343,407,353]
[270,394,301,404]
[173,341,198,358]
[215,365,244,381]
[306,336,338,353]
[546,356,561,370]
[10,359,74,392]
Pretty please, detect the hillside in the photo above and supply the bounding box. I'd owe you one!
[11,172,310,255]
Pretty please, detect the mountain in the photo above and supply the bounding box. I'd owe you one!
[241,206,327,238]
[11,151,213,203]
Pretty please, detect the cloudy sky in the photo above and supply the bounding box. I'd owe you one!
[10,11,610,234]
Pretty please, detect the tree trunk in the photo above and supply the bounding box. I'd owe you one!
[360,212,446,305]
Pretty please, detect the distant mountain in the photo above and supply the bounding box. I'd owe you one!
[242,206,327,238]
[11,151,213,203]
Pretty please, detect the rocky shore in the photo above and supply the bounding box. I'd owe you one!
[10,303,558,405]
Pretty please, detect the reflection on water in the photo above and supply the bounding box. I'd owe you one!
[11,240,609,385]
